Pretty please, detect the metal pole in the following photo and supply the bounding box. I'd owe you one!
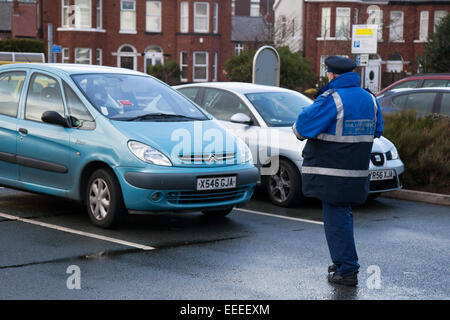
[47,23,53,63]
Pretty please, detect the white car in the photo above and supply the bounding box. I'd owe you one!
[174,82,404,207]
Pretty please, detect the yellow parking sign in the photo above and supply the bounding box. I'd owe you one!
[352,24,378,54]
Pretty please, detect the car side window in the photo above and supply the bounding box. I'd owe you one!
[178,87,200,103]
[440,93,450,116]
[391,94,407,110]
[63,82,95,130]
[391,80,420,90]
[405,92,437,114]
[0,71,26,118]
[201,88,252,122]
[422,79,448,88]
[25,73,65,123]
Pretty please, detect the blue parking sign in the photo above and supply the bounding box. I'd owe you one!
[52,45,62,54]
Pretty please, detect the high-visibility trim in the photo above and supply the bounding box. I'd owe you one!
[316,91,375,144]
[292,122,307,141]
[301,166,369,177]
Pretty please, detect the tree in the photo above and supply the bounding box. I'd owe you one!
[147,61,181,86]
[418,14,450,73]
[224,46,315,91]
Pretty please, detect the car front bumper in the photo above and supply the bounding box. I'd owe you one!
[114,164,259,212]
[368,158,404,193]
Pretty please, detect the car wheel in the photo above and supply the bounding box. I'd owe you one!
[266,159,303,207]
[367,192,381,201]
[86,168,125,228]
[202,207,233,218]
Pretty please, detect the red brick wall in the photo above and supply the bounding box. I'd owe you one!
[11,1,40,38]
[43,0,233,82]
[303,1,450,78]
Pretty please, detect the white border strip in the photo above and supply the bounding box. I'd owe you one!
[236,208,324,225]
[0,212,155,251]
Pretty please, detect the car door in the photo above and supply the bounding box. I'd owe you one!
[17,71,72,190]
[199,88,261,164]
[0,70,27,182]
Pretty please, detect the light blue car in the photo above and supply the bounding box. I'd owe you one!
[0,64,258,228]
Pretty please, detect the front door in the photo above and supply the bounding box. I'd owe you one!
[17,72,72,190]
[365,59,381,94]
[144,52,163,73]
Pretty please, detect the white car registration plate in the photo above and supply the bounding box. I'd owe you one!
[197,176,237,191]
[370,170,394,181]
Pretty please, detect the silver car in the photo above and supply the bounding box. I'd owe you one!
[175,82,404,207]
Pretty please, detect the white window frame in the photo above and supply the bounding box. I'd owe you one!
[120,0,137,33]
[250,0,260,17]
[212,52,218,82]
[75,0,92,29]
[434,10,448,32]
[194,2,210,33]
[232,0,235,16]
[96,0,102,29]
[116,44,138,71]
[180,1,189,33]
[62,0,70,27]
[335,7,351,40]
[213,2,219,34]
[193,51,209,82]
[146,1,162,32]
[96,48,102,65]
[419,11,429,41]
[235,43,244,55]
[75,48,92,64]
[321,7,331,38]
[389,11,404,42]
[62,47,70,63]
[180,51,188,82]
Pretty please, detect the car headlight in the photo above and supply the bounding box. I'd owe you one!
[128,141,172,166]
[388,146,399,160]
[237,138,253,164]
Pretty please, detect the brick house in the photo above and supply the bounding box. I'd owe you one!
[275,0,449,92]
[43,0,234,82]
[0,0,42,40]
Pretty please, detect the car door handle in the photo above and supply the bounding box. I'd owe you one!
[18,128,28,135]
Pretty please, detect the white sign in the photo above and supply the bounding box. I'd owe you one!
[359,54,369,66]
[351,24,378,54]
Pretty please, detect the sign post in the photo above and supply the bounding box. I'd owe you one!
[51,44,62,63]
[351,24,378,88]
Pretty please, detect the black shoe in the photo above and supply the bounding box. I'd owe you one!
[328,264,337,273]
[328,272,358,286]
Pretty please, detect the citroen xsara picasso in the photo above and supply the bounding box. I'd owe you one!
[0,64,258,228]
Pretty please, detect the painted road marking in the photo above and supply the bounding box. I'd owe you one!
[0,212,155,251]
[236,208,324,225]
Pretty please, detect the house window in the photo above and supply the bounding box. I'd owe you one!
[75,0,92,28]
[193,51,208,82]
[62,0,70,27]
[180,1,189,33]
[62,48,70,63]
[213,3,219,33]
[120,0,136,32]
[321,7,331,38]
[118,45,137,70]
[250,0,260,17]
[75,48,92,64]
[434,10,448,32]
[389,11,404,42]
[335,7,351,39]
[180,51,188,82]
[235,43,244,55]
[194,2,209,33]
[96,48,102,65]
[367,8,383,40]
[212,52,218,82]
[146,1,162,32]
[419,11,429,41]
[96,0,102,29]
[232,0,235,16]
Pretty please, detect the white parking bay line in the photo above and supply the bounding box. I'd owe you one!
[236,208,324,226]
[0,212,155,251]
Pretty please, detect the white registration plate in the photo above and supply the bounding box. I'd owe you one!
[370,170,394,181]
[197,176,237,191]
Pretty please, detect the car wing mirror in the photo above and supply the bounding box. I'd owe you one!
[230,113,253,125]
[41,111,71,128]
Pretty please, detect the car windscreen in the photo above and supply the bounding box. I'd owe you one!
[245,91,312,127]
[71,73,208,121]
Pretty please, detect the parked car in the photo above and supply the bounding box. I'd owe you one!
[377,73,450,96]
[175,82,404,207]
[377,87,450,116]
[0,64,259,228]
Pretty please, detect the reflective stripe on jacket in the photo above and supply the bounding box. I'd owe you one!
[294,72,383,205]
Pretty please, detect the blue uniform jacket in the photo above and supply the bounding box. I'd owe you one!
[293,72,383,205]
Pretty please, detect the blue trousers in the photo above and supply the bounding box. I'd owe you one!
[322,201,360,276]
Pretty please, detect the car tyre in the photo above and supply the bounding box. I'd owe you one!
[265,159,304,207]
[86,168,126,229]
[202,207,233,218]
